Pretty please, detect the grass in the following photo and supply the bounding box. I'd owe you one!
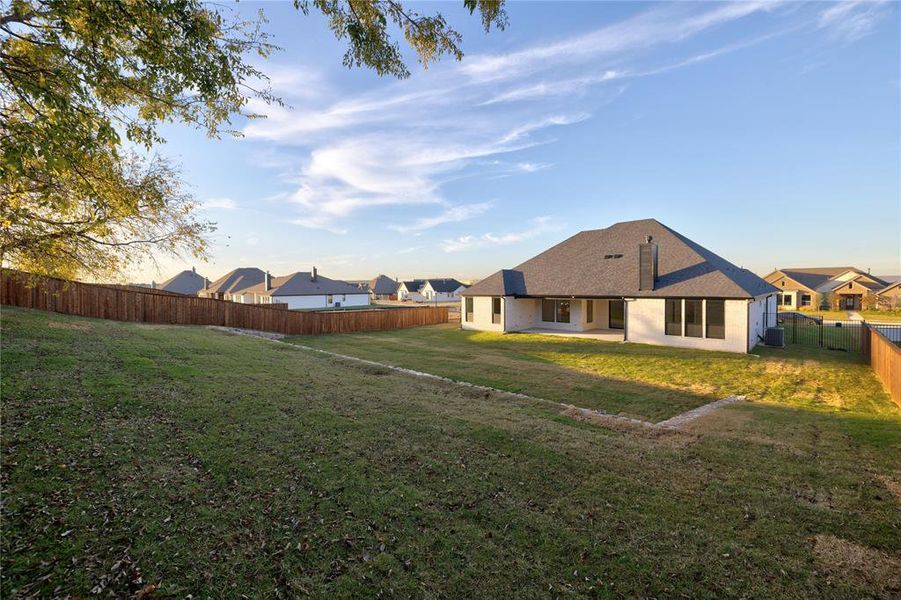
[2,307,900,597]
[780,308,901,323]
[288,324,889,422]
[860,310,901,323]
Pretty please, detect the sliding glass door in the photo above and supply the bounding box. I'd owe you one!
[609,300,625,329]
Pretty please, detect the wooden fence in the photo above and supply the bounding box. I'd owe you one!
[1,270,447,336]
[863,323,901,407]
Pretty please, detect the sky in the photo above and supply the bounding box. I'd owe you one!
[137,0,900,285]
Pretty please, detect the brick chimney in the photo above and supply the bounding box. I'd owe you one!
[638,235,658,291]
[311,266,317,282]
[264,270,271,291]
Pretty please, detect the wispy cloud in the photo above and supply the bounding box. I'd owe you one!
[442,217,565,253]
[240,1,872,236]
[461,1,778,81]
[819,0,889,42]
[199,197,237,211]
[390,202,492,234]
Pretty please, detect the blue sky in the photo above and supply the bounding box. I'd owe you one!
[141,0,900,284]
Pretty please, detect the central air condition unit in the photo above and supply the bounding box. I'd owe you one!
[765,326,784,347]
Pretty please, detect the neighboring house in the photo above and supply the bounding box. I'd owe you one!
[242,268,370,309]
[368,274,398,300]
[420,279,468,302]
[763,267,889,311]
[397,280,426,301]
[155,267,208,296]
[461,218,778,354]
[875,279,901,310]
[200,267,266,302]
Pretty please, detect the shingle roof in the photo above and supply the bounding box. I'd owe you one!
[401,280,425,293]
[772,268,888,293]
[239,272,366,296]
[778,270,836,292]
[203,267,266,295]
[158,269,206,295]
[272,272,365,296]
[369,274,398,295]
[425,278,466,293]
[463,219,776,299]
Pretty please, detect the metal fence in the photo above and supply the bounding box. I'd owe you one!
[771,312,901,354]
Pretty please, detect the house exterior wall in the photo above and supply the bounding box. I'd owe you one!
[626,298,751,353]
[504,298,539,331]
[462,297,606,333]
[275,293,370,310]
[461,296,505,332]
[747,294,775,350]
[398,285,424,301]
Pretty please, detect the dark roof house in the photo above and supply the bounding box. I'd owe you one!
[464,219,775,299]
[459,218,777,354]
[202,267,266,297]
[157,267,207,296]
[424,278,467,293]
[369,274,399,296]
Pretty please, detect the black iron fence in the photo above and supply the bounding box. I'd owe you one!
[770,312,901,354]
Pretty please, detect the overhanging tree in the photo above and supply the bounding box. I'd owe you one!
[0,0,506,279]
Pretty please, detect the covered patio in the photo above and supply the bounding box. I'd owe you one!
[517,327,625,342]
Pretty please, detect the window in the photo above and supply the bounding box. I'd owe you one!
[665,299,681,336]
[706,300,725,339]
[542,299,555,322]
[685,299,702,337]
[556,300,571,323]
[327,294,333,304]
[541,299,570,323]
[342,294,346,302]
[491,297,501,324]
[800,294,811,307]
[586,300,594,323]
[464,298,473,322]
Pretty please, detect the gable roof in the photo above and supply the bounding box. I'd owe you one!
[463,219,776,299]
[270,272,364,296]
[424,278,467,293]
[204,267,266,295]
[770,267,888,293]
[400,280,425,293]
[369,274,398,295]
[238,271,365,297]
[158,269,207,295]
[815,274,885,294]
[878,280,901,294]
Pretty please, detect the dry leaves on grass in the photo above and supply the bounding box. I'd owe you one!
[811,534,901,593]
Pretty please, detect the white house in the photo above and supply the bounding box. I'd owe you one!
[461,219,778,354]
[420,279,468,302]
[201,267,370,310]
[397,280,426,302]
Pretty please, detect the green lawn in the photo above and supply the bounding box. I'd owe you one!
[288,324,890,422]
[2,307,900,597]
[779,308,901,323]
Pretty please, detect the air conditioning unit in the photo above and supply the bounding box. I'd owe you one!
[765,326,784,347]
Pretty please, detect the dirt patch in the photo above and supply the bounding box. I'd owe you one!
[811,534,901,593]
[875,474,901,503]
[560,406,697,447]
[46,319,93,331]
